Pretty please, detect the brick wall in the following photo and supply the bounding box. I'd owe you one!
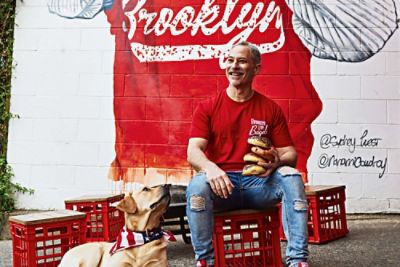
[309,34,400,212]
[7,0,400,212]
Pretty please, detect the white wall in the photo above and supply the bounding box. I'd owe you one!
[8,0,400,212]
[8,0,116,209]
[308,30,400,212]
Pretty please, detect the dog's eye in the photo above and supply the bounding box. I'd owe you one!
[142,187,150,192]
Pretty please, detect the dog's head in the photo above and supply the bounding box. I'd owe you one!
[116,184,171,231]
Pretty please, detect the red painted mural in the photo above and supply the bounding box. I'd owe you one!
[104,0,321,185]
[48,0,398,186]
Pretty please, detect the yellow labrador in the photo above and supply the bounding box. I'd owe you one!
[59,184,172,267]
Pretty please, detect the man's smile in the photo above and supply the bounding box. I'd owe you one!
[228,71,244,77]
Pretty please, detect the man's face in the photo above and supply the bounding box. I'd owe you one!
[225,45,260,89]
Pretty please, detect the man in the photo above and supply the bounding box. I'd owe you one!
[186,42,309,267]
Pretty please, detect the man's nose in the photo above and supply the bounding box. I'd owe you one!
[231,60,239,68]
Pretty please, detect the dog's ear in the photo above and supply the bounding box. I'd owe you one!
[117,192,137,214]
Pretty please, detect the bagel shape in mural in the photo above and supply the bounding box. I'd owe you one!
[287,0,398,62]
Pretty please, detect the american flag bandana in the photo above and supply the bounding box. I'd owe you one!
[197,259,207,267]
[109,226,176,255]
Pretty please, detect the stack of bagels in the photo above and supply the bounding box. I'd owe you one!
[242,136,274,176]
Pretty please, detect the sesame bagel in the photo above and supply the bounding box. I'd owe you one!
[242,164,267,176]
[247,136,271,149]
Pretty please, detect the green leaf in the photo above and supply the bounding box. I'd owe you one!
[0,0,33,213]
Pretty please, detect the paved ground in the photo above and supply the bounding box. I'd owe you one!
[1,214,399,266]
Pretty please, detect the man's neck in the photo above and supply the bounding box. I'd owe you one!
[226,86,254,102]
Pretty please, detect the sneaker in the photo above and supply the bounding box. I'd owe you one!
[289,263,310,267]
[196,259,214,267]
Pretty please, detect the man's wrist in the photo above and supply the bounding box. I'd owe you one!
[202,161,217,173]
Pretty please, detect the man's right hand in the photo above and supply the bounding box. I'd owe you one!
[187,137,234,199]
[205,165,234,199]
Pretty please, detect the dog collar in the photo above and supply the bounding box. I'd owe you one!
[109,226,176,255]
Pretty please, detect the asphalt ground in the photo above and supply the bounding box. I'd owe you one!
[1,214,399,267]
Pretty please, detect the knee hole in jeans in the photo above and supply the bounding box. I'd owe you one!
[277,166,300,176]
[190,195,205,211]
[294,200,308,211]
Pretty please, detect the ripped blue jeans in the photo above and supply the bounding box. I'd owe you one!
[186,167,309,266]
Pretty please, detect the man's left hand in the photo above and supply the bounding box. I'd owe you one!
[251,146,280,177]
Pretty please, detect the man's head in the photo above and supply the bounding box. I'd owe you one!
[231,41,261,65]
[226,42,261,89]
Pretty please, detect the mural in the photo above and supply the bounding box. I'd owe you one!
[47,0,398,186]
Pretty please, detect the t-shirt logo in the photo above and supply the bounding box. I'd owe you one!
[249,118,268,136]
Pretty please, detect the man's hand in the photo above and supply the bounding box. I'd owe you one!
[187,137,234,199]
[250,145,298,177]
[251,146,280,177]
[205,165,234,199]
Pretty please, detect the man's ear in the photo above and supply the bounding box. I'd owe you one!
[117,193,137,213]
[254,63,261,75]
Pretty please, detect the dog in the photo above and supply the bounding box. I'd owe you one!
[59,184,172,267]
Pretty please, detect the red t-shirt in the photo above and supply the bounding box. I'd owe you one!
[190,90,293,171]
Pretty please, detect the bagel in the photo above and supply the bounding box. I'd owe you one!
[243,153,266,163]
[242,164,266,176]
[250,147,275,162]
[247,136,271,149]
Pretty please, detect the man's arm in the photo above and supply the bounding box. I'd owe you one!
[187,137,234,199]
[275,145,297,168]
[252,145,297,177]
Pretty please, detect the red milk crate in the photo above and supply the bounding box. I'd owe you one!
[9,210,86,267]
[64,193,125,242]
[213,208,283,267]
[279,185,349,244]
